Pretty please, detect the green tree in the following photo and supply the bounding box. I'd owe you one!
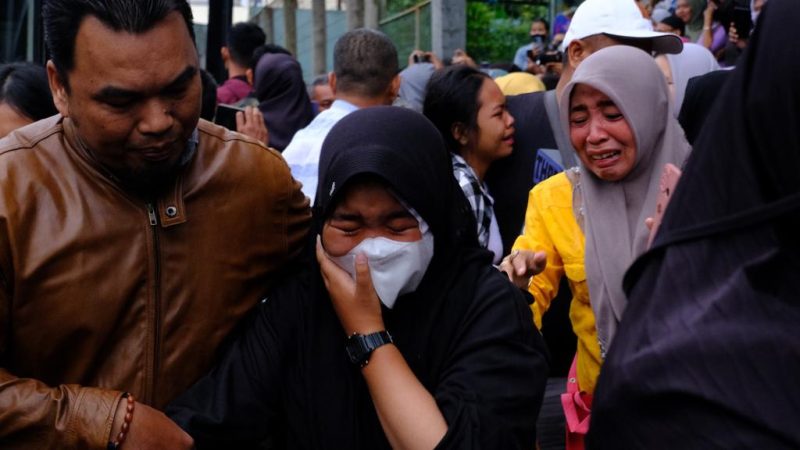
[466,2,549,65]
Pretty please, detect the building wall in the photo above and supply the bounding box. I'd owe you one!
[265,8,348,82]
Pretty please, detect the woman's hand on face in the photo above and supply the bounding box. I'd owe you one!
[499,250,547,290]
[316,236,385,335]
[236,106,269,146]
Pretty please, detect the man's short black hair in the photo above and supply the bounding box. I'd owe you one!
[660,15,686,36]
[307,74,329,96]
[43,0,195,87]
[0,62,58,121]
[333,28,398,98]
[226,22,266,67]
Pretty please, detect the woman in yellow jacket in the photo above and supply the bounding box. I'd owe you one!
[509,170,602,393]
[501,46,691,413]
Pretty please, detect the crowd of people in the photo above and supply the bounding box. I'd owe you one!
[0,0,797,448]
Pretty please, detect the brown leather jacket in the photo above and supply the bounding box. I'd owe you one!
[0,116,311,448]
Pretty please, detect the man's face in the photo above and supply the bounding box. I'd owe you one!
[569,34,654,69]
[655,22,681,36]
[311,84,334,112]
[48,11,201,188]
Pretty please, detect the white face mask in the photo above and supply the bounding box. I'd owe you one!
[329,230,434,309]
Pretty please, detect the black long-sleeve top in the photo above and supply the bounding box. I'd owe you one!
[167,253,548,449]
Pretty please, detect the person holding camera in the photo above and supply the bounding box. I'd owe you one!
[513,18,550,74]
[396,49,444,113]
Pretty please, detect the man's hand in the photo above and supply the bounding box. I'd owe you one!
[236,106,269,146]
[451,49,477,68]
[316,237,384,335]
[407,50,444,70]
[110,399,193,450]
[499,250,547,290]
[728,22,740,43]
[526,59,545,75]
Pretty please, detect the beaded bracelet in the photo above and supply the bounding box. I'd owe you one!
[107,392,135,450]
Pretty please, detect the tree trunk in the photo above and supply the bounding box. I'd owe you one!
[312,0,327,75]
[346,0,364,30]
[284,0,298,55]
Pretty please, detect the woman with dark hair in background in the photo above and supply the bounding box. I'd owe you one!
[167,106,547,449]
[0,62,57,138]
[252,52,313,151]
[423,65,515,263]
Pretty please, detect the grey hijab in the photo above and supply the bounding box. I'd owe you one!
[665,43,719,118]
[559,46,692,356]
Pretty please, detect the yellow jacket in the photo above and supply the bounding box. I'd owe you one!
[512,172,602,394]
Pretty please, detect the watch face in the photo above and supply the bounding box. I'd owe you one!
[346,335,370,366]
[345,331,393,367]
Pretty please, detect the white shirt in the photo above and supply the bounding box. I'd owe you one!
[282,99,359,205]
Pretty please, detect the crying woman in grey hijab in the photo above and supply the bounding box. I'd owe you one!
[502,45,692,364]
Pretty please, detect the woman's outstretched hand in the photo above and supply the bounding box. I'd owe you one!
[499,250,547,290]
[316,236,385,335]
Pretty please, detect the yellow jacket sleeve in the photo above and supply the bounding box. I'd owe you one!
[512,177,566,330]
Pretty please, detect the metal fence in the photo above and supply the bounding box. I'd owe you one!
[379,0,431,69]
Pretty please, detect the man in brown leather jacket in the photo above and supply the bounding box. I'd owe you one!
[0,0,311,448]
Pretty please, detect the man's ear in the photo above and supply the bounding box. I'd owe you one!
[387,74,401,103]
[246,68,254,86]
[567,40,591,68]
[46,60,69,118]
[328,72,337,95]
[220,46,230,65]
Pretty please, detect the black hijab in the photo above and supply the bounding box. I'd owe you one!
[315,106,479,257]
[254,53,314,151]
[588,1,800,448]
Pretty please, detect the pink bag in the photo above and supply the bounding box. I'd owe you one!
[560,356,593,450]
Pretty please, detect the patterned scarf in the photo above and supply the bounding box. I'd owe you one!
[451,154,494,248]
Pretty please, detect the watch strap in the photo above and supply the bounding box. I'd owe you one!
[347,330,393,367]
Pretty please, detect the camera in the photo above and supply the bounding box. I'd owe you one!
[413,53,431,63]
[537,51,563,65]
[528,49,563,65]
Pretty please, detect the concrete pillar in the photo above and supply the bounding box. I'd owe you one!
[254,7,274,44]
[431,0,465,60]
[312,0,327,75]
[284,0,298,55]
[364,0,379,29]
[346,0,364,30]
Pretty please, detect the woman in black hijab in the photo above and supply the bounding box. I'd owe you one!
[167,107,548,449]
[587,0,800,448]
[253,52,314,151]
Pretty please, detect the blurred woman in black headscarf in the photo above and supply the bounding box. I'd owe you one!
[253,52,313,151]
[588,0,800,448]
[167,107,548,449]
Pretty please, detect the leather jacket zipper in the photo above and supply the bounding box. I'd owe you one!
[146,202,162,404]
